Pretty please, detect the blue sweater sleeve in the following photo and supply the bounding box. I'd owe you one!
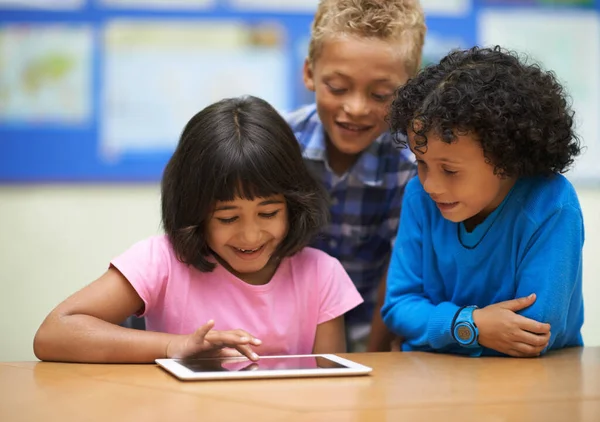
[381,186,462,350]
[514,205,584,352]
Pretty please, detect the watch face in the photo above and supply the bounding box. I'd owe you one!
[456,325,473,342]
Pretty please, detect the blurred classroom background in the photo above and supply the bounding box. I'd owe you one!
[1,0,599,361]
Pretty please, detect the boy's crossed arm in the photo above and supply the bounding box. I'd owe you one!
[382,198,582,358]
[382,260,550,357]
[472,294,550,357]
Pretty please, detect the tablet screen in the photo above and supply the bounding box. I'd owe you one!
[176,356,348,373]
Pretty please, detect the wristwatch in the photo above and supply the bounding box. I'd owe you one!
[452,306,480,348]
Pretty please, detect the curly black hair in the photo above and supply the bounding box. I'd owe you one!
[389,45,581,177]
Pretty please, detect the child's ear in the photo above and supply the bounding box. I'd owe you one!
[303,59,315,92]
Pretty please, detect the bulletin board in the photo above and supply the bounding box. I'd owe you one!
[0,0,598,184]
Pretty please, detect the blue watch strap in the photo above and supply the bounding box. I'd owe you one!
[452,305,480,348]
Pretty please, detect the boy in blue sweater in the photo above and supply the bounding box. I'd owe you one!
[382,46,585,357]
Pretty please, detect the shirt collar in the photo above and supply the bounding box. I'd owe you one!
[302,125,391,186]
[301,111,328,162]
[352,132,389,186]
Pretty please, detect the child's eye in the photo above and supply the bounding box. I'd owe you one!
[326,83,347,95]
[217,217,238,224]
[443,168,458,175]
[259,210,280,219]
[372,93,392,102]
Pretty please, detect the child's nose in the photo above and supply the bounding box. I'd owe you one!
[422,174,444,196]
[240,222,261,244]
[343,94,369,117]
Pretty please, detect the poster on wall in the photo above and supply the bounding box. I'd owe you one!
[100,0,215,9]
[421,0,471,17]
[481,0,593,6]
[232,0,472,15]
[101,20,290,160]
[229,0,319,12]
[0,0,84,9]
[0,24,92,125]
[478,10,600,182]
[422,32,468,67]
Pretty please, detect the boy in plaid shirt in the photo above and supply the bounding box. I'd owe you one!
[286,0,426,351]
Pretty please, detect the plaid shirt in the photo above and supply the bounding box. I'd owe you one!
[285,104,417,329]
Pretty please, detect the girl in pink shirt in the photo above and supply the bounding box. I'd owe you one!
[33,96,363,363]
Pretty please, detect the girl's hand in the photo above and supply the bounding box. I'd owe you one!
[165,320,262,361]
[473,294,551,358]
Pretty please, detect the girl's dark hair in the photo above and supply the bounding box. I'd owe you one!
[161,96,329,272]
[389,45,581,177]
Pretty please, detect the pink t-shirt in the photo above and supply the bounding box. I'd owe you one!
[111,235,363,355]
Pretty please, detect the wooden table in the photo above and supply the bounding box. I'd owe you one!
[1,348,599,422]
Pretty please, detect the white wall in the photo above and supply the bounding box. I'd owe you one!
[0,185,598,361]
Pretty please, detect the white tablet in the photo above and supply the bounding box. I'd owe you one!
[155,354,372,381]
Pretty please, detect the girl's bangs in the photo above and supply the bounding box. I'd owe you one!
[212,151,288,203]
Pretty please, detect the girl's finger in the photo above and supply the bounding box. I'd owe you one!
[235,344,260,361]
[206,330,262,347]
[216,348,244,358]
[192,320,215,342]
[205,331,252,347]
[231,329,262,345]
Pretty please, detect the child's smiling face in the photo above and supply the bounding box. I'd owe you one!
[409,130,516,231]
[303,35,409,158]
[206,194,289,284]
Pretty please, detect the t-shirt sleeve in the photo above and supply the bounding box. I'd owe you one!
[317,255,364,324]
[110,236,170,317]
